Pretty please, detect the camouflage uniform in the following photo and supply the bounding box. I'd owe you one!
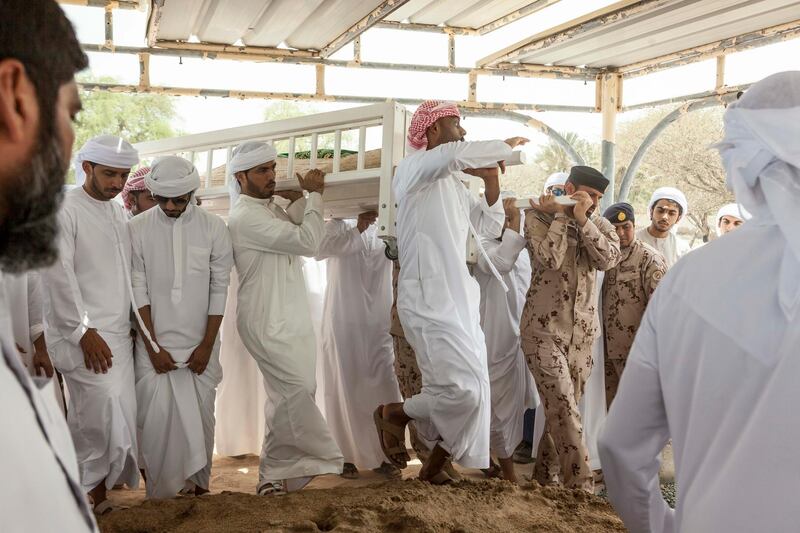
[602,239,666,409]
[520,209,620,491]
[390,260,428,460]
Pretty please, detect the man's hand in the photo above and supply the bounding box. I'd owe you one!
[32,349,55,378]
[504,137,529,149]
[147,343,178,374]
[571,190,593,227]
[357,211,378,233]
[534,194,566,215]
[463,166,500,181]
[79,329,113,374]
[275,190,304,203]
[187,342,213,375]
[502,198,521,234]
[297,169,325,194]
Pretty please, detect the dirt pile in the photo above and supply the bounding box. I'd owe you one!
[99,479,624,533]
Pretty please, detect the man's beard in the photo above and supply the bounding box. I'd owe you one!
[0,135,66,273]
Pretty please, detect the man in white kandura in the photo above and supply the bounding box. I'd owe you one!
[316,211,403,480]
[43,134,140,513]
[599,71,800,533]
[474,195,539,483]
[228,141,343,496]
[635,187,690,268]
[129,156,233,499]
[716,202,750,236]
[373,99,528,484]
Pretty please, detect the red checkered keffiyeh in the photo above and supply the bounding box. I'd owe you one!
[121,166,150,211]
[407,100,461,150]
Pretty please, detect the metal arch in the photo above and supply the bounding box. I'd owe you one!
[460,109,586,167]
[617,88,743,203]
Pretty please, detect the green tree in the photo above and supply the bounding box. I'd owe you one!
[72,75,177,182]
[534,131,600,176]
[615,106,731,243]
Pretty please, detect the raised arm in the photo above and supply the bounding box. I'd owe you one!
[476,230,526,276]
[578,215,621,271]
[395,140,512,197]
[233,192,325,257]
[315,219,364,260]
[524,210,570,271]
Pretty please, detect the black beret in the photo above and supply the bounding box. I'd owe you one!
[603,202,635,224]
[567,165,609,193]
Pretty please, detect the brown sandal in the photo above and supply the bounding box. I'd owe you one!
[373,405,410,469]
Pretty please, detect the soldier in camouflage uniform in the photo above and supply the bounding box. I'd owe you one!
[601,203,667,409]
[520,166,621,493]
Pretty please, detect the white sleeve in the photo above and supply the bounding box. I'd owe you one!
[285,197,306,224]
[26,271,44,342]
[476,230,526,276]
[233,192,324,257]
[315,220,364,260]
[208,219,234,315]
[41,208,91,346]
[128,220,149,310]
[395,140,512,197]
[469,189,505,241]
[598,290,674,533]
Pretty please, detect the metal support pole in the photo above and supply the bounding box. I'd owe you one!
[448,34,456,70]
[104,4,114,50]
[715,55,726,90]
[353,36,361,64]
[315,64,325,96]
[468,71,477,103]
[138,52,150,89]
[600,73,621,209]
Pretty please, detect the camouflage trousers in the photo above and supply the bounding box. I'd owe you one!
[523,336,594,492]
[391,334,429,461]
[604,358,626,411]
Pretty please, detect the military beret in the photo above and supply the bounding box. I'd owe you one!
[603,202,635,224]
[567,165,609,193]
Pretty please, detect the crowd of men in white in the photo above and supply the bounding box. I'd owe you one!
[4,5,800,532]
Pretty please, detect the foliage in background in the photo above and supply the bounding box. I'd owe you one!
[72,75,177,182]
[264,101,355,153]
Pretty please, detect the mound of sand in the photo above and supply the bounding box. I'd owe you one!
[98,479,624,533]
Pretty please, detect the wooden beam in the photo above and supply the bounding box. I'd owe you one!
[319,0,412,59]
[77,81,596,113]
[58,0,140,9]
[374,21,478,36]
[715,56,726,90]
[152,40,317,59]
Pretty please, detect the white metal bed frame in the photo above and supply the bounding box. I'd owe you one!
[134,101,411,254]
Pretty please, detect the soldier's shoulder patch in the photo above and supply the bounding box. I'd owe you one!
[652,270,664,282]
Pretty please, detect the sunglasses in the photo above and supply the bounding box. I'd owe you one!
[153,195,191,207]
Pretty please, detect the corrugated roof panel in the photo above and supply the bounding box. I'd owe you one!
[447,0,536,28]
[487,0,800,68]
[152,0,386,50]
[383,0,546,29]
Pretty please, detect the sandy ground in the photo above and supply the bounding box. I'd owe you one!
[98,455,626,532]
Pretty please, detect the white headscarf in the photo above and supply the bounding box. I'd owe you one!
[145,156,200,198]
[715,203,751,236]
[227,141,278,213]
[74,135,139,186]
[648,186,688,218]
[543,171,568,193]
[716,70,800,317]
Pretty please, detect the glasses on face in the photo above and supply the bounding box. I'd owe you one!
[153,195,191,207]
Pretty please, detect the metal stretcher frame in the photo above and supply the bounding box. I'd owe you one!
[134,101,411,253]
